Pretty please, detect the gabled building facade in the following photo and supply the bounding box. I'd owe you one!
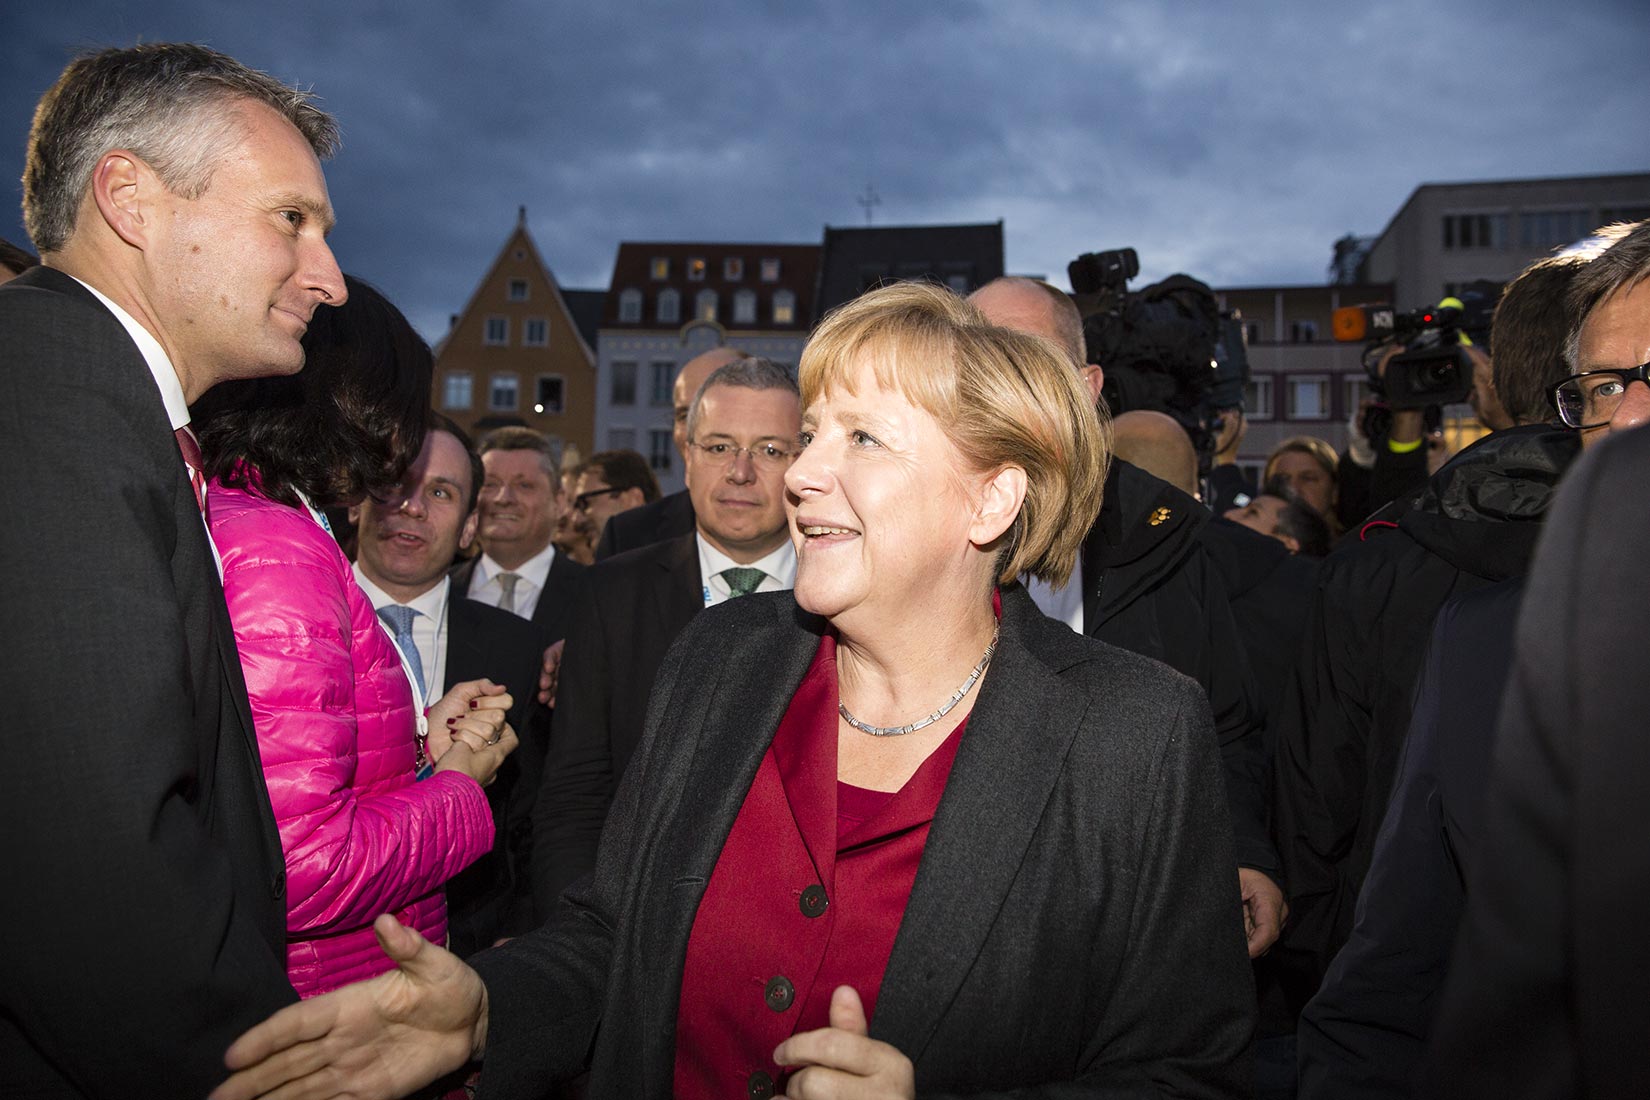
[596,241,820,493]
[434,208,597,463]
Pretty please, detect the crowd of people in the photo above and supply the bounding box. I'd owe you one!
[4,41,1650,1100]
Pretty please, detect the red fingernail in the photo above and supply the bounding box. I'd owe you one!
[469,699,478,709]
[446,717,456,726]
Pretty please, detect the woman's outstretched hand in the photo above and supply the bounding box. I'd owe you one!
[773,986,915,1100]
[211,915,488,1100]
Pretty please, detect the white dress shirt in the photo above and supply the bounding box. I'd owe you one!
[467,543,557,620]
[1025,559,1085,635]
[696,535,797,608]
[353,568,451,709]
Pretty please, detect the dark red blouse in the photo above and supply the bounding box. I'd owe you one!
[672,632,967,1100]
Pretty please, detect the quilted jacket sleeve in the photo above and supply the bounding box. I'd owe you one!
[213,489,494,935]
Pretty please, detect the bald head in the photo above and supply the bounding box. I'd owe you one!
[1112,410,1198,497]
[969,277,1103,401]
[673,346,749,462]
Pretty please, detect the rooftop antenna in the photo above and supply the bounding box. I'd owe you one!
[856,183,881,227]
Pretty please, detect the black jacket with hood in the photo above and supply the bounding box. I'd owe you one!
[1081,460,1278,880]
[1272,423,1579,988]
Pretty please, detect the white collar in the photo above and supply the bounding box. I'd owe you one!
[476,541,557,591]
[696,532,796,588]
[352,566,450,621]
[68,274,189,432]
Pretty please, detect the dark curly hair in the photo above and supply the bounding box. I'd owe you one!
[194,275,432,509]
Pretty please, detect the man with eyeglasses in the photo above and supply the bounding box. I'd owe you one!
[532,359,801,917]
[572,449,661,551]
[1297,224,1639,1100]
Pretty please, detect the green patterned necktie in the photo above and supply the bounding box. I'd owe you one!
[719,567,766,598]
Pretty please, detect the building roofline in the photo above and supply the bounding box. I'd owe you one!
[445,214,595,367]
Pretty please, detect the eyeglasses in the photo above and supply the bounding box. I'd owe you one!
[689,440,797,470]
[572,486,626,512]
[1549,361,1650,428]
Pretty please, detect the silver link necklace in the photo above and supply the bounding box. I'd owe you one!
[838,622,1000,737]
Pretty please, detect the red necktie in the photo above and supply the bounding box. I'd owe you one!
[174,426,208,520]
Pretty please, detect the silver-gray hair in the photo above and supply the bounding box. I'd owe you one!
[23,43,340,253]
[685,357,800,441]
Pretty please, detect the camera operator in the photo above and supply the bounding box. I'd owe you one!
[969,276,1285,961]
[1207,406,1259,513]
[1272,244,1604,1018]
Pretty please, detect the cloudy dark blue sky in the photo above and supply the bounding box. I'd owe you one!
[5,0,1647,340]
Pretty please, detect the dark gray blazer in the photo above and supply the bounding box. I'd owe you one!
[0,266,294,1094]
[472,585,1255,1098]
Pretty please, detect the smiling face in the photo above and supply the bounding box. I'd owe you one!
[786,359,997,633]
[145,99,345,387]
[477,447,562,568]
[685,383,801,563]
[354,429,478,602]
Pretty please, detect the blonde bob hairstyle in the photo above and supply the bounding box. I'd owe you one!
[798,281,1109,588]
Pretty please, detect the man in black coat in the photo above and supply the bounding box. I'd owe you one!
[971,276,1284,957]
[351,417,557,956]
[533,359,802,916]
[0,44,345,1093]
[1271,244,1609,994]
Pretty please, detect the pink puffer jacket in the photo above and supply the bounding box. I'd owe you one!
[210,478,494,997]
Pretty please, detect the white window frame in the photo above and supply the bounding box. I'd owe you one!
[1287,374,1331,421]
[611,361,637,407]
[507,278,529,302]
[523,317,549,347]
[733,289,757,325]
[723,257,745,281]
[442,371,473,411]
[484,316,509,346]
[1244,376,1274,420]
[695,289,718,322]
[772,289,796,325]
[657,288,680,324]
[618,289,642,323]
[488,372,519,412]
[760,258,781,282]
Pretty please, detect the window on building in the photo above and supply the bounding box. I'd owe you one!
[1344,374,1372,414]
[508,278,529,302]
[618,288,642,323]
[523,317,549,346]
[1519,209,1592,249]
[484,316,508,346]
[650,257,670,280]
[695,289,718,322]
[733,289,757,325]
[760,258,781,282]
[442,371,473,411]
[648,429,673,473]
[688,258,707,282]
[1443,212,1510,250]
[489,373,519,412]
[608,427,636,452]
[1244,320,1264,345]
[1244,376,1274,420]
[724,257,744,281]
[534,375,564,415]
[1287,375,1331,420]
[650,360,674,406]
[611,361,637,406]
[1290,320,1318,344]
[772,289,796,325]
[1601,206,1650,226]
[657,288,680,324]
[513,249,525,260]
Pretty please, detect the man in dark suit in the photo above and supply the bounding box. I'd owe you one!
[594,345,748,559]
[532,358,801,915]
[0,43,346,1092]
[453,426,585,641]
[351,415,557,956]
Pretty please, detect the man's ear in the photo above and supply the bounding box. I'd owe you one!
[89,151,159,250]
[1080,363,1105,403]
[347,502,363,526]
[619,487,646,510]
[459,509,479,552]
[1280,534,1301,555]
[969,465,1028,549]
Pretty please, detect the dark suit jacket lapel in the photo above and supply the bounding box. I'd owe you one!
[655,532,704,635]
[444,579,490,687]
[872,597,1090,1061]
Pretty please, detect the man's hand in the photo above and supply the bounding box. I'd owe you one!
[774,986,914,1100]
[538,639,565,707]
[210,915,488,1100]
[1239,867,1287,958]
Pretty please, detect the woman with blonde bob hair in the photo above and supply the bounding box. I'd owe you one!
[217,282,1255,1100]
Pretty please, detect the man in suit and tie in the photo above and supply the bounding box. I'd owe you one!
[453,426,586,642]
[351,414,557,956]
[595,345,749,559]
[0,43,345,1092]
[533,358,802,915]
